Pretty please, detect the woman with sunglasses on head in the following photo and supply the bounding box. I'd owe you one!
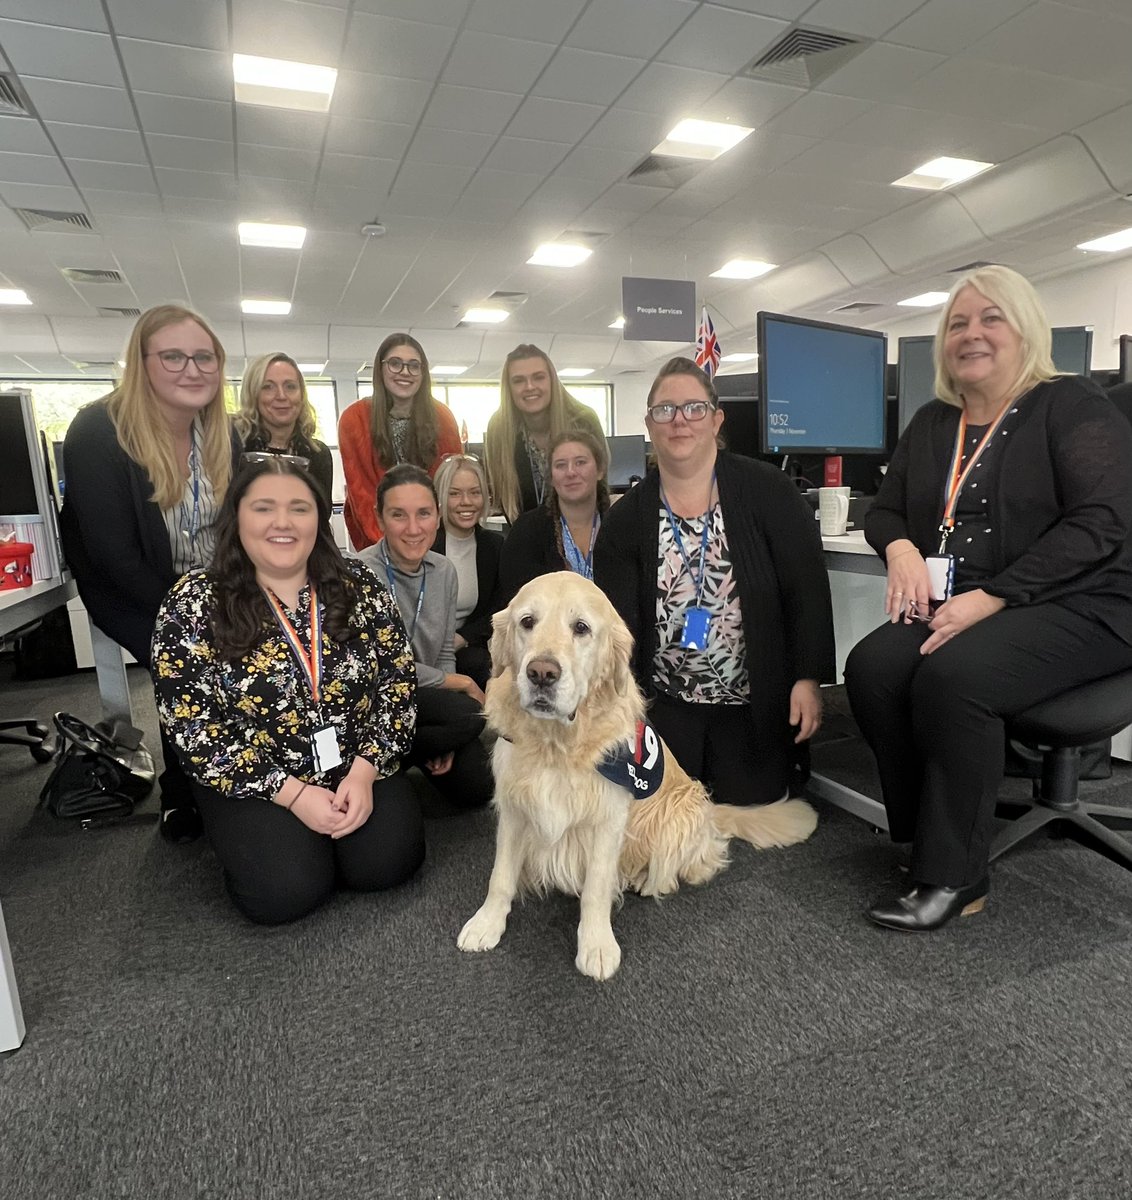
[431,454,503,693]
[498,427,611,606]
[594,356,834,809]
[236,352,334,502]
[60,304,241,844]
[484,343,607,524]
[338,333,462,551]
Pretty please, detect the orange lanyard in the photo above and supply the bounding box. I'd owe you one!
[938,398,1013,552]
[262,584,322,705]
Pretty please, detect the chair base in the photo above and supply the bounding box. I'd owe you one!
[0,719,55,763]
[990,801,1132,871]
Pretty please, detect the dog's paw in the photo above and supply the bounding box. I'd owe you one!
[575,930,621,980]
[457,904,508,953]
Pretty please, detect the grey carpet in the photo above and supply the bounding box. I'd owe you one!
[3,664,1132,1200]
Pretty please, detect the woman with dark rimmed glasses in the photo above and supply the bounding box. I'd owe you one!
[59,304,241,844]
[337,332,462,551]
[594,356,834,810]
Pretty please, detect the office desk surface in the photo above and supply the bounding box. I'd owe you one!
[0,576,76,639]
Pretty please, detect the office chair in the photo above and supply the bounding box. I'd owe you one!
[0,719,54,762]
[990,668,1132,870]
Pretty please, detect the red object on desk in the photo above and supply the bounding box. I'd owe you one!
[823,455,843,487]
[0,541,34,590]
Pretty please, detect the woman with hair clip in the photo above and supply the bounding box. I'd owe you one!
[358,464,493,811]
[236,352,334,502]
[845,265,1132,932]
[484,343,607,524]
[431,453,503,693]
[151,457,424,925]
[337,332,462,550]
[60,303,240,844]
[498,427,611,605]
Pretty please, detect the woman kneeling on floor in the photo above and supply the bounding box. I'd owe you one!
[152,457,424,924]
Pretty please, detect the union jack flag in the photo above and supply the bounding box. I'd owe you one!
[695,306,721,378]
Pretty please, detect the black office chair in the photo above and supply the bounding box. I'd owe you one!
[990,668,1132,869]
[0,718,54,762]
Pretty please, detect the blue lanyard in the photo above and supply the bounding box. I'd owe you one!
[382,544,427,642]
[560,513,598,580]
[660,472,715,606]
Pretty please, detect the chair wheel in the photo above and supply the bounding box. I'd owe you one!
[30,738,55,764]
[30,722,50,740]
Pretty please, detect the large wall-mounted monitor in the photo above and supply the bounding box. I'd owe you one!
[1050,326,1093,376]
[1119,334,1132,384]
[756,312,887,455]
[897,335,936,434]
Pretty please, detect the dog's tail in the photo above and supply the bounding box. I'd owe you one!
[710,798,817,850]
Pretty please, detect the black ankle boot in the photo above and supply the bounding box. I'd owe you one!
[160,805,203,845]
[867,877,988,932]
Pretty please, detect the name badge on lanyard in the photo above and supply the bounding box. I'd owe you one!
[937,398,1012,555]
[661,474,716,652]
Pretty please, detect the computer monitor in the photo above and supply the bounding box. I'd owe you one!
[1119,334,1132,384]
[1050,326,1093,376]
[464,441,484,462]
[605,434,646,490]
[756,311,887,455]
[897,335,936,434]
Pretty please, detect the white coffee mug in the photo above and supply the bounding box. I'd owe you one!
[818,486,850,536]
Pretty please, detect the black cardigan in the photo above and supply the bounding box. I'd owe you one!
[432,524,504,648]
[59,401,240,666]
[241,428,334,504]
[497,506,572,607]
[593,451,835,750]
[867,376,1132,644]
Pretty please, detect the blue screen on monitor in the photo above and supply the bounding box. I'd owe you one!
[1050,326,1092,376]
[897,335,936,433]
[757,312,887,454]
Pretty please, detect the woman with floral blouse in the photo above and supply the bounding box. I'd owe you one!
[152,457,424,924]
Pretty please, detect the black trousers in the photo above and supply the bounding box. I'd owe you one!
[649,692,789,806]
[455,643,492,693]
[408,686,494,809]
[844,604,1132,888]
[192,771,425,925]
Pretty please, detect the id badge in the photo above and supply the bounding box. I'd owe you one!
[312,725,343,772]
[925,554,955,603]
[681,607,711,650]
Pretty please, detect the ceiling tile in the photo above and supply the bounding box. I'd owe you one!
[482,137,571,175]
[311,183,387,230]
[21,78,138,130]
[567,0,696,58]
[69,160,158,193]
[236,175,316,222]
[404,127,496,170]
[555,144,643,183]
[815,42,947,103]
[106,0,229,51]
[693,75,803,127]
[886,0,1033,56]
[330,72,433,124]
[421,86,523,136]
[803,0,927,39]
[462,168,544,203]
[119,39,232,102]
[342,11,458,79]
[82,188,166,219]
[532,47,646,106]
[464,0,588,43]
[238,144,321,182]
[317,153,399,192]
[147,133,235,173]
[134,92,234,140]
[505,96,605,143]
[0,120,56,154]
[235,108,328,152]
[581,108,667,153]
[155,167,238,201]
[0,181,85,210]
[761,91,876,139]
[325,116,414,158]
[231,0,348,63]
[442,31,556,93]
[0,152,69,186]
[657,5,787,73]
[617,63,730,121]
[0,19,123,86]
[46,123,149,164]
[0,1,107,32]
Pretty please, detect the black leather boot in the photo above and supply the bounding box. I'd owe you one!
[867,877,988,932]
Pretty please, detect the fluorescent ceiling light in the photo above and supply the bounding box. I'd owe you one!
[0,288,32,305]
[432,365,469,376]
[239,221,307,249]
[1077,227,1132,253]
[710,258,776,280]
[558,368,594,378]
[526,242,592,268]
[608,316,626,330]
[720,353,757,363]
[462,307,509,324]
[898,291,950,308]
[653,118,753,161]
[241,298,292,315]
[232,53,337,113]
[892,156,994,190]
[297,362,326,374]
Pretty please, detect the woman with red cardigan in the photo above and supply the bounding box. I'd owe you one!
[338,333,462,549]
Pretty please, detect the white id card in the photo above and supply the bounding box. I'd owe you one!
[312,725,343,772]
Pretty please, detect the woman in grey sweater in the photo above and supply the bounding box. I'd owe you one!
[358,464,493,809]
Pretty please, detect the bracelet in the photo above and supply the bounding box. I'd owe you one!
[286,782,308,812]
[887,547,919,562]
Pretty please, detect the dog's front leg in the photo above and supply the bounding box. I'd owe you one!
[457,811,525,953]
[575,806,628,981]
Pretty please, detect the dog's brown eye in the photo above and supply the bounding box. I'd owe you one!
[519,614,536,630]
[572,620,591,636]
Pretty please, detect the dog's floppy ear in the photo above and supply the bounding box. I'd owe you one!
[607,610,635,698]
[488,603,515,677]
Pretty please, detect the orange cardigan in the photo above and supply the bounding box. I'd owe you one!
[338,397,463,549]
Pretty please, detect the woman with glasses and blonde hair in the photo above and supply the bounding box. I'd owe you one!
[236,352,333,502]
[484,343,607,524]
[60,303,241,843]
[594,356,834,811]
[431,453,503,692]
[338,333,462,550]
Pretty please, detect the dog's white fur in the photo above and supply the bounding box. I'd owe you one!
[457,572,818,980]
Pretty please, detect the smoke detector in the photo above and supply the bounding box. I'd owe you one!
[361,222,387,238]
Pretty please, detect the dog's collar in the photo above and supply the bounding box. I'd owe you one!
[596,718,665,799]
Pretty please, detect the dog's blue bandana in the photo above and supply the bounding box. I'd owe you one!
[597,718,665,798]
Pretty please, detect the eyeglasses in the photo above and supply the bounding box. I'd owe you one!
[146,350,220,374]
[242,450,311,470]
[646,400,715,423]
[383,356,423,377]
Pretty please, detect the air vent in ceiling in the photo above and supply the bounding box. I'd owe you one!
[97,306,141,318]
[61,268,124,284]
[626,154,702,189]
[947,260,999,272]
[13,208,95,233]
[746,26,869,88]
[833,301,883,314]
[0,74,32,117]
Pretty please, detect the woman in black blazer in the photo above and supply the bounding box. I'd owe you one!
[431,454,503,691]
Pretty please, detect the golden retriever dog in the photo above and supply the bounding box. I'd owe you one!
[457,572,817,980]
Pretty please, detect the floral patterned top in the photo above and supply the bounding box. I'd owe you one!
[152,559,415,800]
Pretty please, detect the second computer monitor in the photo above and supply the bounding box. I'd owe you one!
[606,434,647,491]
[897,335,936,434]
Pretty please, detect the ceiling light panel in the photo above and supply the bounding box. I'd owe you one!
[1077,227,1132,253]
[892,156,994,190]
[432,365,469,376]
[526,242,593,268]
[298,362,326,373]
[242,299,292,315]
[0,288,32,305]
[558,368,594,378]
[239,221,307,249]
[710,258,776,279]
[897,291,950,307]
[232,54,337,113]
[653,118,754,161]
[462,308,509,324]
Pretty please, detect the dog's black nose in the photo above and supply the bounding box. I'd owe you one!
[526,657,560,688]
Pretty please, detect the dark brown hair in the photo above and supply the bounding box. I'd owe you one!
[646,356,719,408]
[368,333,440,469]
[545,427,610,569]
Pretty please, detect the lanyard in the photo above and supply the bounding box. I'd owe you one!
[183,425,202,556]
[525,435,546,506]
[660,472,716,606]
[382,544,427,642]
[262,583,322,705]
[560,513,599,580]
[937,399,1013,552]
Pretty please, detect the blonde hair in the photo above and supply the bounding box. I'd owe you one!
[933,265,1058,408]
[106,304,231,510]
[434,453,489,534]
[484,344,603,523]
[236,352,316,444]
